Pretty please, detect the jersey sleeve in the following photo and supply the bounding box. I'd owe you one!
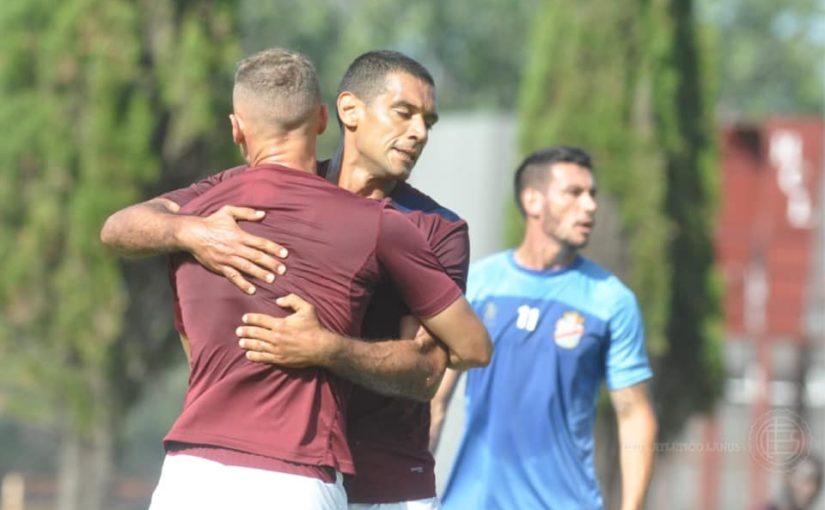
[605,289,653,390]
[430,220,470,292]
[376,208,464,319]
[160,166,247,206]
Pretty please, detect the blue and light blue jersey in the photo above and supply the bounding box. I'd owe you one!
[442,251,652,510]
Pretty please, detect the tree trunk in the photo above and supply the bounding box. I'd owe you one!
[56,417,115,510]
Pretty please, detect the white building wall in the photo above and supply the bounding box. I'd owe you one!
[409,113,518,492]
[409,113,518,263]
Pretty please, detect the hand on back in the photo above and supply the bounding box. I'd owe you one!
[181,205,289,294]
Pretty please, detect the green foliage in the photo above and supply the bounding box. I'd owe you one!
[651,0,724,434]
[237,0,538,156]
[238,0,538,111]
[517,0,723,436]
[699,0,825,117]
[0,0,239,442]
[518,0,671,355]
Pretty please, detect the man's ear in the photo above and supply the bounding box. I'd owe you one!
[521,188,544,218]
[229,113,245,145]
[317,104,329,135]
[337,91,360,129]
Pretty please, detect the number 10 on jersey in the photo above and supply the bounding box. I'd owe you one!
[516,305,540,332]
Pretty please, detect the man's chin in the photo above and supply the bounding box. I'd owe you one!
[569,237,590,250]
[388,165,413,181]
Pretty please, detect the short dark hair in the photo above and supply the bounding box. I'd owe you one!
[513,146,593,216]
[233,48,321,130]
[337,50,434,104]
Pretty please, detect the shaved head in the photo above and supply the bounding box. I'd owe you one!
[233,48,322,132]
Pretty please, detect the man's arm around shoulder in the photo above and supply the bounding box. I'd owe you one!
[237,294,450,401]
[100,194,287,294]
[237,294,493,401]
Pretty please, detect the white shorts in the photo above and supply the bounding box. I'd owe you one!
[348,497,440,510]
[149,454,347,510]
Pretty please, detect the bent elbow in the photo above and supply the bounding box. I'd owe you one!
[476,332,493,366]
[99,215,118,246]
[453,332,493,369]
[402,373,441,402]
[416,379,440,402]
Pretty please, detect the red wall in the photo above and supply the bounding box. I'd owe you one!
[716,118,823,337]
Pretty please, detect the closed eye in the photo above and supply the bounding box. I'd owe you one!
[394,107,413,119]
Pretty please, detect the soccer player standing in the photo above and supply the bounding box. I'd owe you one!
[431,146,657,510]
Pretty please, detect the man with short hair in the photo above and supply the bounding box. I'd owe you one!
[333,50,462,509]
[431,146,658,510]
[105,48,491,510]
[238,50,470,510]
[102,50,484,509]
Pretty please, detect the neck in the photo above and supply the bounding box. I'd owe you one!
[513,224,579,271]
[336,140,398,199]
[245,130,317,174]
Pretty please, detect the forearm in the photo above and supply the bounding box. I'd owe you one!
[420,298,492,371]
[100,199,190,256]
[429,367,461,451]
[447,352,481,371]
[617,407,657,510]
[325,332,448,401]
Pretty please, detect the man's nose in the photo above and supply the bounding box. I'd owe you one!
[408,115,428,142]
[581,192,598,212]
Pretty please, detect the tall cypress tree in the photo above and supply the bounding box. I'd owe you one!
[0,0,239,508]
[518,0,671,358]
[517,0,722,448]
[651,0,724,438]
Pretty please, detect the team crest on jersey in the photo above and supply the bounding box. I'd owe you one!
[554,311,585,349]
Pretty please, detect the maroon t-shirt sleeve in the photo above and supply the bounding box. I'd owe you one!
[375,208,464,319]
[431,221,470,292]
[160,165,247,206]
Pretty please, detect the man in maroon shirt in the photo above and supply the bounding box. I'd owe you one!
[238,52,469,509]
[332,51,466,509]
[100,51,488,509]
[102,48,491,510]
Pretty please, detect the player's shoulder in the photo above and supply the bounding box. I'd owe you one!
[471,251,511,272]
[575,257,638,308]
[468,251,512,283]
[465,251,514,301]
[212,164,248,181]
[240,164,357,197]
[390,182,462,222]
[185,164,249,192]
[190,165,249,190]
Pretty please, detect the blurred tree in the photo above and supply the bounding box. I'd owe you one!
[518,0,723,502]
[519,0,672,372]
[0,0,239,508]
[699,0,825,117]
[237,0,537,157]
[652,0,724,444]
[238,0,538,111]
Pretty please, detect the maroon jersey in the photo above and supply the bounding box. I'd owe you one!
[344,182,470,503]
[163,164,462,476]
